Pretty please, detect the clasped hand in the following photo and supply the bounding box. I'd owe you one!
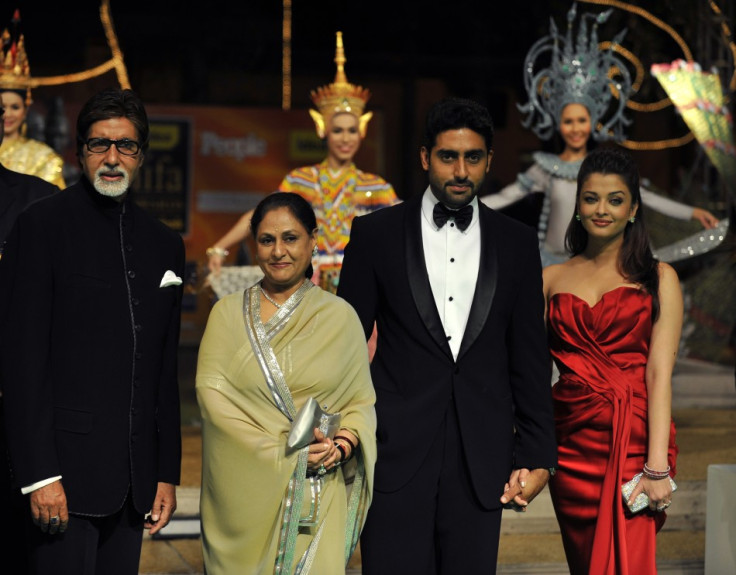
[627,474,673,512]
[306,429,340,473]
[499,468,551,512]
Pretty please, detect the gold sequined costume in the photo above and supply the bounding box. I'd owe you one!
[0,136,65,188]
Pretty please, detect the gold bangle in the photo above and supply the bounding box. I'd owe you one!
[206,246,229,258]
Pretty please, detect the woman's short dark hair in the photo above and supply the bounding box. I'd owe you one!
[250,192,318,279]
[565,147,661,319]
[423,97,494,151]
[76,88,149,157]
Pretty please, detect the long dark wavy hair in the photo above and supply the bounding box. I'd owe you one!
[564,147,661,319]
[250,192,317,279]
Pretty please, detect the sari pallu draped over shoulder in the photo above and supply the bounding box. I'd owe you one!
[196,281,376,575]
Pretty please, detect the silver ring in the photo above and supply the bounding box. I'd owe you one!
[50,516,60,525]
[317,464,326,476]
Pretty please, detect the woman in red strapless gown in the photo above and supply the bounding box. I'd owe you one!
[543,149,682,575]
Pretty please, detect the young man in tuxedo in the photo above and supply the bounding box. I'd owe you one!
[338,97,558,574]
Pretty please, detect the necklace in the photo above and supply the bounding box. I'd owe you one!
[260,285,282,308]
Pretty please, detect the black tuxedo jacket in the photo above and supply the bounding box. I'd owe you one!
[0,163,58,249]
[0,178,184,516]
[338,193,557,509]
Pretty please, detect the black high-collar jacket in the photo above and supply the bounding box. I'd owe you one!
[0,175,184,516]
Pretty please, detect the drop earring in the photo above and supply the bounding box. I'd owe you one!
[629,216,636,223]
[575,214,581,221]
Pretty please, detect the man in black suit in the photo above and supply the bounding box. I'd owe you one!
[338,97,558,574]
[0,102,58,575]
[0,88,184,574]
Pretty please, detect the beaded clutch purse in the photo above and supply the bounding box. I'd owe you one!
[621,472,677,513]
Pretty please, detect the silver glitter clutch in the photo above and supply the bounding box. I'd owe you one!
[286,397,341,454]
[621,472,677,513]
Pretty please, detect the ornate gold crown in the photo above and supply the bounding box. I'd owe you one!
[0,10,32,104]
[309,31,372,139]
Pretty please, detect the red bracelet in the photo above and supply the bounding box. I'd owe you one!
[643,462,670,480]
[335,443,347,462]
[334,435,356,451]
[334,438,353,461]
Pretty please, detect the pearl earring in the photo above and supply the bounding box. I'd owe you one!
[575,214,581,221]
[629,216,636,223]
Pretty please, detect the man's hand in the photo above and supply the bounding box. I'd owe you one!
[499,468,551,512]
[144,482,177,536]
[30,480,68,534]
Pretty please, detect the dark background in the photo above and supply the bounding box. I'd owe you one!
[6,1,736,363]
[10,0,736,201]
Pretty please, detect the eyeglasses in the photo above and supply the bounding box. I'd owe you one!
[85,137,141,156]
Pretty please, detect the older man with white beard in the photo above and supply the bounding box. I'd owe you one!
[0,88,185,575]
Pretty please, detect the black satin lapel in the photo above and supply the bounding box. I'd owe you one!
[458,209,497,360]
[404,198,453,360]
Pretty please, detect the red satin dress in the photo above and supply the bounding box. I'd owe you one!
[547,287,678,575]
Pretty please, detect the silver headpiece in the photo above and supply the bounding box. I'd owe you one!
[518,2,633,142]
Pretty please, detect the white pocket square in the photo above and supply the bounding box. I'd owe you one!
[160,270,183,288]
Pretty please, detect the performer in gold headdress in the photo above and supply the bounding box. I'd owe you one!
[206,32,398,294]
[0,10,65,189]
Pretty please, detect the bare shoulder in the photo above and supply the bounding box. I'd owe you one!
[542,259,574,296]
[544,258,577,283]
[656,261,680,287]
[656,262,683,312]
[543,261,563,282]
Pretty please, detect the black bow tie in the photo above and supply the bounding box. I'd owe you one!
[433,202,473,231]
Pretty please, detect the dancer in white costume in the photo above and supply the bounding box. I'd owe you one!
[481,3,720,267]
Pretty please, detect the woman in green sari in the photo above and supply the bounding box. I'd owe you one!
[196,192,376,574]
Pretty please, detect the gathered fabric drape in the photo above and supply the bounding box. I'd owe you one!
[548,287,677,575]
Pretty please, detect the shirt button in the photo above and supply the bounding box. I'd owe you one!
[132,298,140,306]
[127,270,136,279]
[450,222,455,227]
[125,244,133,252]
[447,336,452,341]
[450,258,455,262]
[449,296,454,302]
[135,324,142,332]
